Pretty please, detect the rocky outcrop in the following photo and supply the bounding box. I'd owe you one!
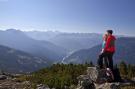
[0,67,134,89]
[77,75,95,89]
[0,79,31,89]
[77,67,135,89]
[36,84,50,89]
[0,75,7,80]
[94,83,120,89]
[0,73,32,89]
[0,73,53,89]
[87,67,108,83]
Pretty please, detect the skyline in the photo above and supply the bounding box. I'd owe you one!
[0,0,135,36]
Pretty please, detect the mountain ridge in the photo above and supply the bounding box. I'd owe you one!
[0,29,67,62]
[0,44,49,73]
[63,37,135,64]
[25,31,103,52]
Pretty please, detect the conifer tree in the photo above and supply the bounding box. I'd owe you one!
[119,61,128,77]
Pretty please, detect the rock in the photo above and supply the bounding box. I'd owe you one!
[87,67,108,83]
[36,84,50,89]
[0,75,7,80]
[0,79,32,89]
[132,77,135,81]
[87,67,98,82]
[94,83,120,89]
[77,67,122,89]
[77,75,95,89]
[22,81,30,85]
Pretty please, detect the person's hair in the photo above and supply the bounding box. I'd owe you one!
[103,34,108,41]
[107,30,113,34]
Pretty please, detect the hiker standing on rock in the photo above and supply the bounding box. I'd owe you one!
[97,30,116,71]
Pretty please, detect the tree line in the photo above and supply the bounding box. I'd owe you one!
[19,61,135,89]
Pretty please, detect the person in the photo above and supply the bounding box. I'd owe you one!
[97,30,116,70]
[101,34,108,53]
[97,34,108,69]
[104,30,116,70]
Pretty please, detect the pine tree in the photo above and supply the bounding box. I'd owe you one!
[89,61,94,67]
[119,61,128,78]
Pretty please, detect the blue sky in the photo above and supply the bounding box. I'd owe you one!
[0,0,135,36]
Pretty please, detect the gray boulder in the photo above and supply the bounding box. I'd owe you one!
[87,67,108,83]
[94,83,120,89]
[76,67,121,89]
[77,75,95,89]
[36,84,50,89]
[0,75,7,80]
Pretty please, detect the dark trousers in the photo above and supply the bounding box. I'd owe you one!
[97,52,114,70]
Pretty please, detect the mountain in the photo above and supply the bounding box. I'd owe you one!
[25,30,61,41]
[25,31,102,52]
[0,29,67,62]
[63,37,135,64]
[0,45,49,73]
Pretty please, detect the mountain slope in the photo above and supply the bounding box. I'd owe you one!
[25,31,102,52]
[0,45,49,73]
[63,37,135,64]
[25,31,61,41]
[0,29,67,62]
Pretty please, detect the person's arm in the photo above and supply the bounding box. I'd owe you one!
[101,49,104,53]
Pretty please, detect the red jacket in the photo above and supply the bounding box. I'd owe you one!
[104,35,116,53]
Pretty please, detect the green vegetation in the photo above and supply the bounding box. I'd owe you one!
[119,61,135,79]
[118,61,135,89]
[18,61,135,89]
[20,62,93,89]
